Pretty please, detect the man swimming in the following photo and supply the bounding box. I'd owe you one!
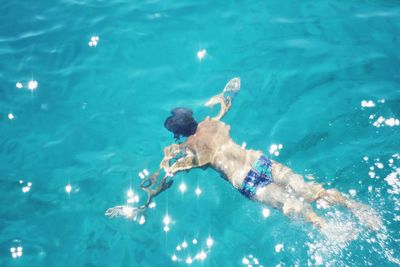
[106,78,382,233]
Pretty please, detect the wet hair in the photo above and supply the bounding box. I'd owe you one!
[164,107,198,140]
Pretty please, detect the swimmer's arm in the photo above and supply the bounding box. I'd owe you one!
[105,171,172,218]
[205,77,240,120]
[106,145,194,219]
[160,144,198,175]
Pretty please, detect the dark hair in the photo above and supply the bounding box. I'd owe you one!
[164,107,198,140]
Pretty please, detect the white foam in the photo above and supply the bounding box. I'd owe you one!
[384,169,400,194]
[361,100,375,107]
[314,254,323,265]
[373,116,400,127]
[375,162,384,169]
[275,243,284,253]
[349,189,356,197]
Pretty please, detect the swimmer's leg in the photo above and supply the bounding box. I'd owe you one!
[272,163,382,231]
[319,189,383,231]
[255,183,325,229]
[272,162,324,202]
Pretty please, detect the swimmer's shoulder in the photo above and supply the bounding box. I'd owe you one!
[199,116,230,129]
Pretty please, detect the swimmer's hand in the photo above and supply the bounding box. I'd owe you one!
[105,172,173,222]
[205,77,240,120]
[223,77,241,94]
[105,205,144,220]
[347,201,383,231]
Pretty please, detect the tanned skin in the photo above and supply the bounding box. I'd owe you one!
[106,78,382,233]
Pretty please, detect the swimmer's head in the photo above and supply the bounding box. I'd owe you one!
[164,107,198,140]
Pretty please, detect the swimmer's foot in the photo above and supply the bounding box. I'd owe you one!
[347,201,383,232]
[319,189,383,231]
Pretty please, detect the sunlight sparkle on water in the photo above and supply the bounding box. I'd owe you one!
[206,237,213,248]
[28,80,38,91]
[197,49,207,60]
[196,251,207,261]
[195,187,202,196]
[16,82,23,89]
[88,36,99,47]
[127,189,134,198]
[242,254,264,267]
[275,243,284,253]
[138,215,146,225]
[65,184,72,193]
[262,208,270,218]
[22,184,31,193]
[10,246,23,259]
[179,182,187,193]
[163,215,171,225]
[20,180,32,193]
[269,143,283,156]
[186,256,193,264]
[8,113,14,120]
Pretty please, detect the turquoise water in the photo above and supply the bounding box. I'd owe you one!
[1,0,400,266]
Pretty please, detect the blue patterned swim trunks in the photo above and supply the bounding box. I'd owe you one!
[239,155,273,199]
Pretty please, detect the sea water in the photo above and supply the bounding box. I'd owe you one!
[0,0,399,266]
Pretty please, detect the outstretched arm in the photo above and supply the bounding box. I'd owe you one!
[205,77,240,120]
[105,144,198,220]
